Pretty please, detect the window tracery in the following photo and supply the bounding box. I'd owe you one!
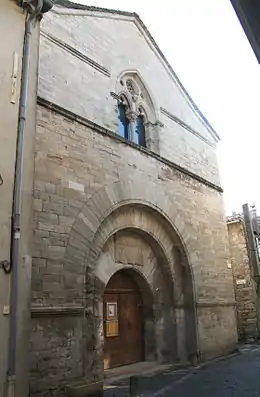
[114,71,161,153]
[116,75,149,147]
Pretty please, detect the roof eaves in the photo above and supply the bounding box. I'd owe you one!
[230,0,260,64]
[54,0,135,18]
[226,213,243,224]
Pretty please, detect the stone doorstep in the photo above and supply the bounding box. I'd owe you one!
[65,351,241,397]
[66,380,103,397]
[104,350,243,389]
[104,361,190,386]
[65,362,189,396]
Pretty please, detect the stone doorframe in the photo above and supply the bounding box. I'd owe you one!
[64,180,199,381]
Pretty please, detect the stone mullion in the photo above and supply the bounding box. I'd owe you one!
[126,110,138,143]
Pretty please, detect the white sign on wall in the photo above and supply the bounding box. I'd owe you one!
[236,279,246,285]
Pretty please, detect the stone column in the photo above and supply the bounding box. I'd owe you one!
[126,110,138,143]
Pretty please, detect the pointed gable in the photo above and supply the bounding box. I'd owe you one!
[46,0,219,145]
[39,1,221,185]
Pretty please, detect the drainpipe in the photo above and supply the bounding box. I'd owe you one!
[242,203,260,337]
[243,204,260,278]
[6,1,53,396]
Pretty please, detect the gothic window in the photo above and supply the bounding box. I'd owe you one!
[115,72,159,151]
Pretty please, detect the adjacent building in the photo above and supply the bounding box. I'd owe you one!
[229,0,260,343]
[230,0,260,63]
[227,214,258,340]
[227,207,260,342]
[0,1,40,396]
[0,1,52,396]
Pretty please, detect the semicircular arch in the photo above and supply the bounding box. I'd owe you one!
[64,180,199,367]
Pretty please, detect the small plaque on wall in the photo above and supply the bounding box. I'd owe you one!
[106,320,119,337]
[107,302,117,319]
[105,302,119,337]
[236,279,246,285]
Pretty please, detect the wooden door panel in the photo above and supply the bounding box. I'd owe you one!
[119,293,142,358]
[103,293,122,369]
[103,272,143,369]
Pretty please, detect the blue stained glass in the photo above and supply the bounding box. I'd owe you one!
[135,115,146,147]
[118,104,129,140]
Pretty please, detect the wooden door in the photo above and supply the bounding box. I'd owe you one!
[103,271,143,369]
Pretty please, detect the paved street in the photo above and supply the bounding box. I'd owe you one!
[105,345,260,396]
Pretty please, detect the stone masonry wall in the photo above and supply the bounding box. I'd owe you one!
[227,221,257,340]
[29,316,83,396]
[33,105,234,308]
[29,104,237,395]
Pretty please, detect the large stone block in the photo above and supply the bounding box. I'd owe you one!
[30,317,84,397]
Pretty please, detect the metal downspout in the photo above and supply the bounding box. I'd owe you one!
[6,1,43,396]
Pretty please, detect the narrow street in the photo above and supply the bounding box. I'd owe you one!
[105,345,260,396]
[160,345,260,397]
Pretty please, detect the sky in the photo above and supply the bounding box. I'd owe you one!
[74,0,260,215]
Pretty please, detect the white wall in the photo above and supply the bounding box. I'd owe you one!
[39,8,220,185]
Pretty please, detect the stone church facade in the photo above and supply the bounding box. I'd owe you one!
[29,2,237,395]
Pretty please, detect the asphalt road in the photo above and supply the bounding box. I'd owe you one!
[105,345,260,396]
[159,345,260,397]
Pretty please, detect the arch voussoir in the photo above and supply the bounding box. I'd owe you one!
[71,219,94,244]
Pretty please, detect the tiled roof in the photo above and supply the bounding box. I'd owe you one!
[226,213,243,223]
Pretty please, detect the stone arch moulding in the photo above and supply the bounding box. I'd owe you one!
[64,180,200,376]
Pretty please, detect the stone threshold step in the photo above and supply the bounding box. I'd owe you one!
[104,361,190,386]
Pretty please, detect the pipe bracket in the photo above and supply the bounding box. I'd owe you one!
[1,260,11,274]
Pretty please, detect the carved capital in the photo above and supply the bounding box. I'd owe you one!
[126,110,138,123]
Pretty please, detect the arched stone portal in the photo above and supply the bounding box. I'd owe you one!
[65,182,199,380]
[99,226,180,371]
